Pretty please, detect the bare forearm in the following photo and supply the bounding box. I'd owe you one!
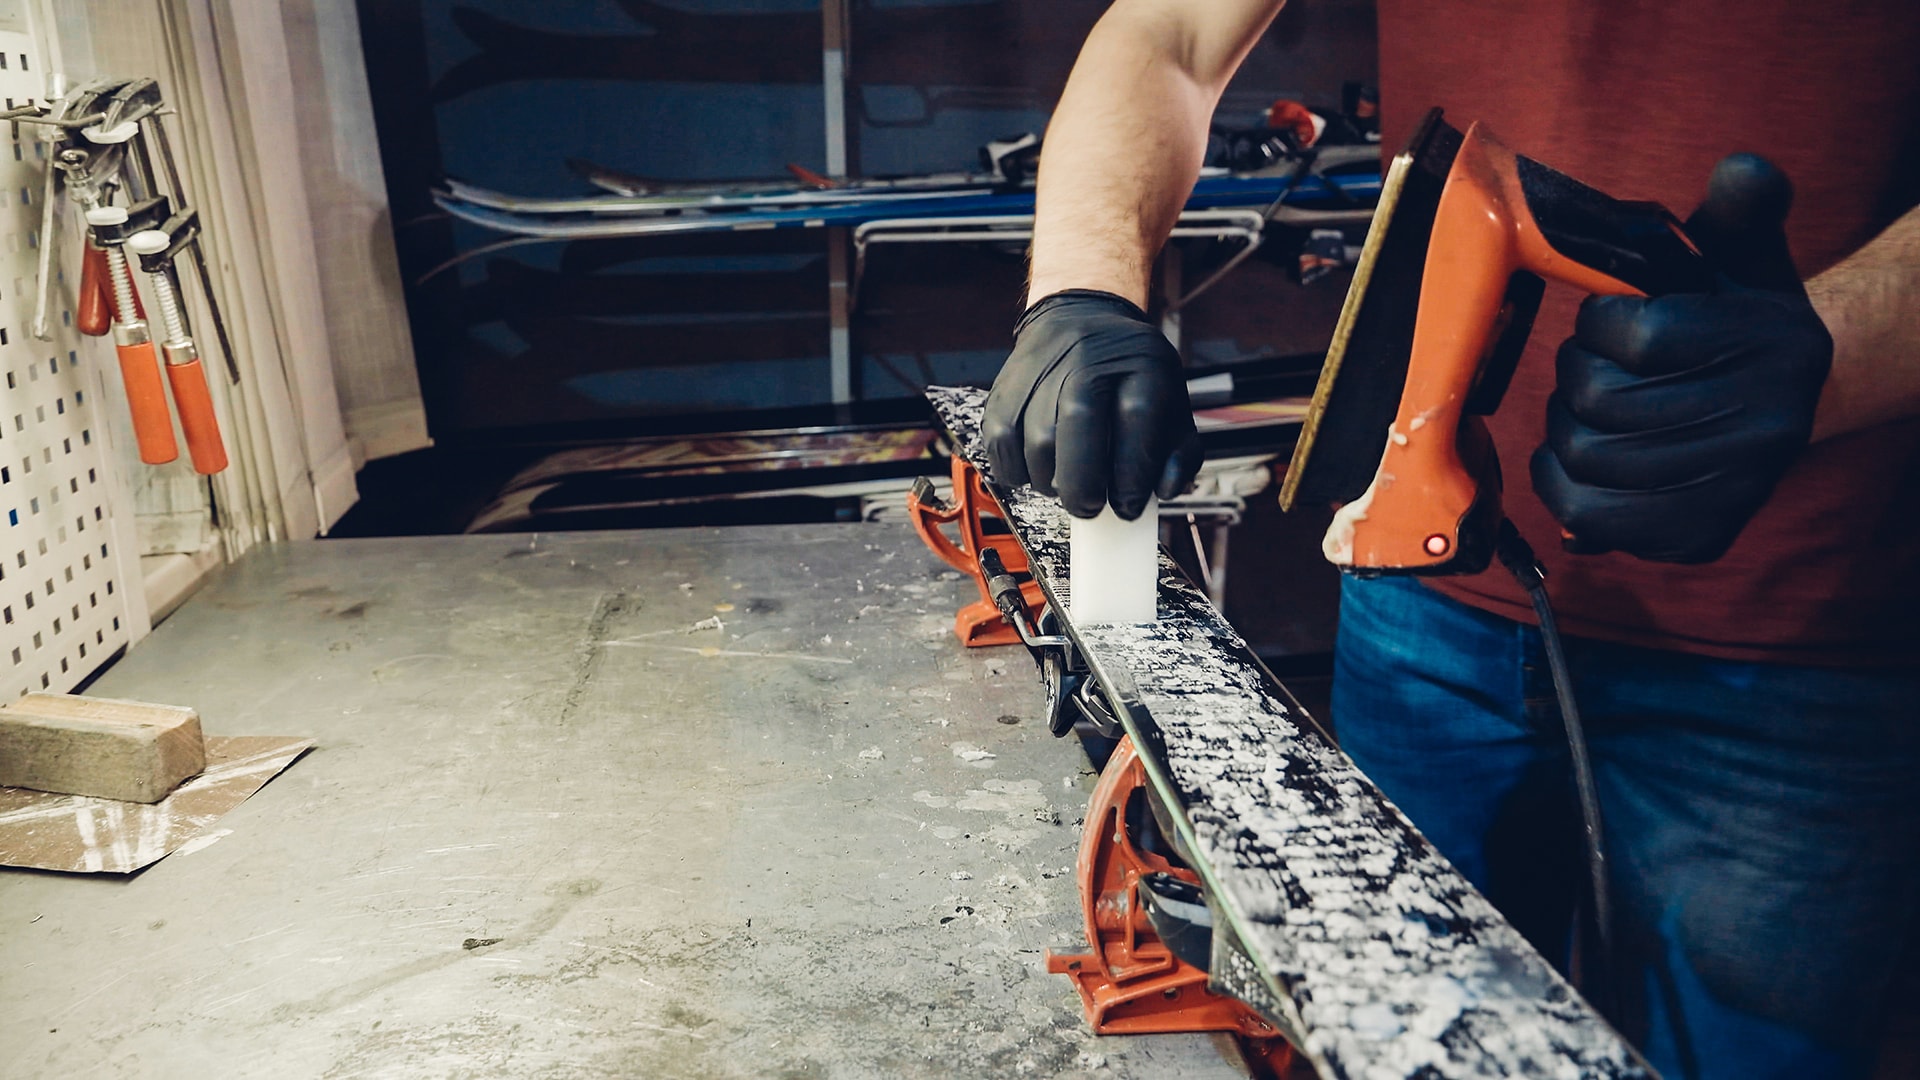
[1809,204,1920,441]
[1026,0,1285,309]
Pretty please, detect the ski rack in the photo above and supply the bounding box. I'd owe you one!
[923,387,1655,1080]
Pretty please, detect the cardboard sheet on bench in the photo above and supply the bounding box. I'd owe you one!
[0,736,312,874]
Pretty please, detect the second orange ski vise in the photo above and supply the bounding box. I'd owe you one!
[906,456,1045,647]
[1046,736,1296,1075]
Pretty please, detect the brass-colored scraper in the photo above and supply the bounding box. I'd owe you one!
[1280,109,1460,512]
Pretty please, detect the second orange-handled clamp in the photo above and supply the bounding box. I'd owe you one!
[77,245,112,336]
[87,207,179,465]
[128,228,227,475]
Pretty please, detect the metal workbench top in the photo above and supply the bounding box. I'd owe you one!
[0,525,1247,1079]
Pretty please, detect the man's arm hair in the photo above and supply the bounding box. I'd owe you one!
[1026,0,1288,309]
[1810,204,1920,440]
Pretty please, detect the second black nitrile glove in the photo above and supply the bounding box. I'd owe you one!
[984,290,1204,520]
[1530,154,1833,564]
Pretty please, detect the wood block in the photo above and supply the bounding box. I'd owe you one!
[0,693,205,803]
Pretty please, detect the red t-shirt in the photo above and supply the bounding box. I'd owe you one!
[1374,0,1920,665]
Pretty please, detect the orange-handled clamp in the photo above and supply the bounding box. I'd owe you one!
[77,245,113,336]
[163,357,226,474]
[126,229,227,475]
[87,207,179,465]
[78,243,144,337]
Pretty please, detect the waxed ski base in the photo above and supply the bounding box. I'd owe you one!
[929,384,1655,1080]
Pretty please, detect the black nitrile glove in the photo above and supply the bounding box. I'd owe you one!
[1530,154,1833,564]
[984,289,1204,520]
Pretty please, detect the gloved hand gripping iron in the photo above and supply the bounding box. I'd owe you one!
[1281,108,1816,569]
[1280,108,1820,1015]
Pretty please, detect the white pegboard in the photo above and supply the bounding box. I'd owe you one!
[0,20,136,700]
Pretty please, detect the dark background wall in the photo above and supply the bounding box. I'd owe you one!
[356,0,1379,438]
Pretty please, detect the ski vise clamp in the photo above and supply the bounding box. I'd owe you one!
[1043,736,1297,1075]
[976,545,1130,742]
[906,457,1046,648]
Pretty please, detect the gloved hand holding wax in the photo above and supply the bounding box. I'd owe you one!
[984,289,1204,520]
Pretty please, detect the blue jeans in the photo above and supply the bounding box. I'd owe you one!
[1333,575,1920,1080]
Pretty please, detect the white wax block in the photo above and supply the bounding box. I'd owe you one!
[1070,497,1159,625]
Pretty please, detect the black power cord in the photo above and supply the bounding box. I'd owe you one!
[1494,519,1616,1017]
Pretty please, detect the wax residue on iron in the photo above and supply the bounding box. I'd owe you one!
[927,386,1651,1080]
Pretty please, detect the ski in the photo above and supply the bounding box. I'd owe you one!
[925,385,1653,1080]
[435,168,1379,220]
[431,173,1381,241]
[567,156,1012,200]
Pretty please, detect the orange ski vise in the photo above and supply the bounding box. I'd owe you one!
[1045,737,1295,1074]
[906,457,1046,647]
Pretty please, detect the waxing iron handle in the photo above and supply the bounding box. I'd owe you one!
[1547,154,1807,556]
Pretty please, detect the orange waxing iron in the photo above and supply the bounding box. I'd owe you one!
[1280,109,1713,574]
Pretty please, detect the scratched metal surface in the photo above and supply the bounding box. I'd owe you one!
[0,526,1252,1079]
[930,386,1655,1080]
